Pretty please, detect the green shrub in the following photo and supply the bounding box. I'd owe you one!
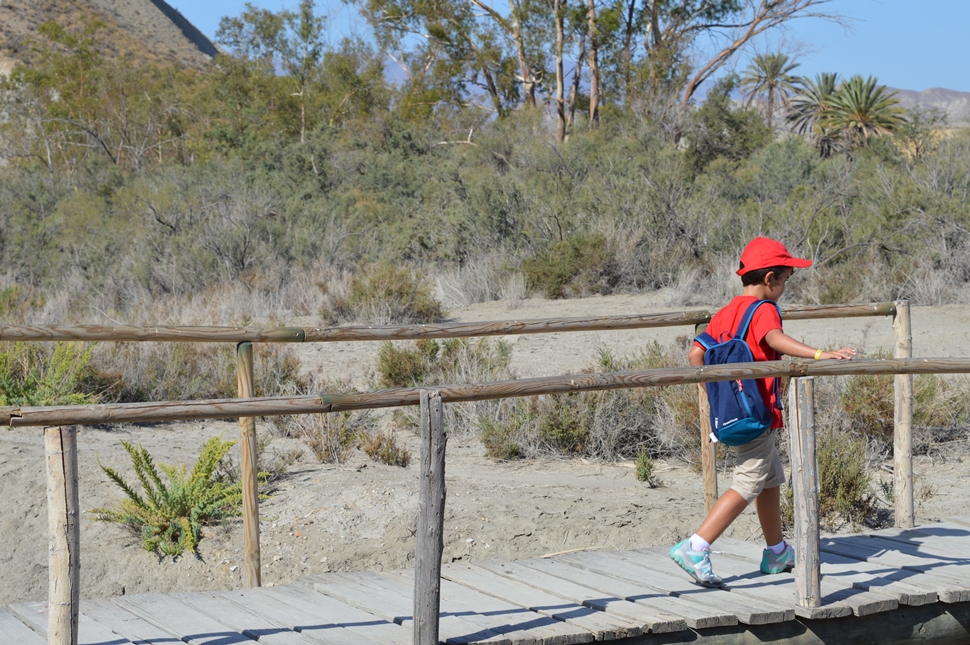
[783,431,875,530]
[320,263,445,324]
[90,437,242,556]
[376,340,434,388]
[520,233,618,299]
[635,447,661,487]
[535,393,592,453]
[0,341,99,405]
[361,430,411,467]
[377,337,512,389]
[480,412,523,460]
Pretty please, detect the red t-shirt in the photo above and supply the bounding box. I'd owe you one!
[695,296,784,428]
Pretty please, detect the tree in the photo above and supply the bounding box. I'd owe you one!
[787,72,837,133]
[786,71,840,157]
[740,52,799,127]
[356,0,548,117]
[660,0,839,109]
[817,75,906,146]
[685,73,771,170]
[216,0,326,143]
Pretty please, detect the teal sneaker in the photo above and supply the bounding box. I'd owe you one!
[761,543,795,574]
[670,539,723,587]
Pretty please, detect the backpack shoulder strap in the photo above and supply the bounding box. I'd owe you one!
[694,331,717,350]
[735,299,782,341]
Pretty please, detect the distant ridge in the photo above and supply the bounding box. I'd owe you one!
[0,0,219,70]
[888,86,970,126]
[142,0,220,58]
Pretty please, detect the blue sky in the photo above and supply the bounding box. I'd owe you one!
[165,0,970,92]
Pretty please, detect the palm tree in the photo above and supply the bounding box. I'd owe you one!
[787,72,841,157]
[817,75,906,145]
[740,53,800,128]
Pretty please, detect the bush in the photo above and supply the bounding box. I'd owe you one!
[90,342,309,403]
[320,263,445,325]
[376,339,436,388]
[361,430,411,467]
[840,350,970,448]
[297,411,367,463]
[635,447,662,487]
[377,338,520,446]
[471,342,700,461]
[783,431,875,530]
[90,437,242,556]
[520,233,619,299]
[0,341,100,405]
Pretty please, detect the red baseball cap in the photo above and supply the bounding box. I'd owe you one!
[736,237,812,276]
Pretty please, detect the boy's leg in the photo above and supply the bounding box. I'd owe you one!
[696,489,748,544]
[755,485,782,546]
[670,489,747,587]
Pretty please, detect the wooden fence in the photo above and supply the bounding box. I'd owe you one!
[1,300,940,645]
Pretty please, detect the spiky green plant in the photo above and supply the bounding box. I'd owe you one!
[90,437,243,556]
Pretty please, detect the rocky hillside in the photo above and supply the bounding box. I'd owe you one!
[889,86,970,126]
[0,0,218,70]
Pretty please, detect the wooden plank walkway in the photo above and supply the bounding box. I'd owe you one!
[7,521,970,645]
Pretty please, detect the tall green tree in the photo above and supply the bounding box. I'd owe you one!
[216,0,326,143]
[787,72,840,157]
[740,52,799,127]
[817,75,906,146]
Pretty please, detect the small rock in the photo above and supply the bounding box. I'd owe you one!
[230,566,238,572]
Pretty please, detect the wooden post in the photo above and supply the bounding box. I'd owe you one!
[788,377,820,608]
[893,300,914,529]
[236,342,261,588]
[695,323,717,514]
[414,390,446,645]
[46,426,79,645]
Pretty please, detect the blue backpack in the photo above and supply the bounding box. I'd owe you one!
[694,299,782,446]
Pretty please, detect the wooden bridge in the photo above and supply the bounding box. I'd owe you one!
[6,520,970,645]
[6,302,970,644]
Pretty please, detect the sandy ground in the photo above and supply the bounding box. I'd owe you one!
[2,293,969,605]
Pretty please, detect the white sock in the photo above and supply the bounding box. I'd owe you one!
[768,540,786,555]
[689,534,711,552]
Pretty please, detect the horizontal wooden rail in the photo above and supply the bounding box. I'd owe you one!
[0,325,306,343]
[0,303,895,344]
[2,356,962,428]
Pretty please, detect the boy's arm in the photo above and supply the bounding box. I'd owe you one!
[764,329,856,360]
[689,345,706,367]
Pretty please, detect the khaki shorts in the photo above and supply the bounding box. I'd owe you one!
[729,430,785,504]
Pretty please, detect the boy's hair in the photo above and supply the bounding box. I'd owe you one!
[740,265,791,286]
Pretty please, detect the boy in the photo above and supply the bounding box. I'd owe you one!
[670,237,856,587]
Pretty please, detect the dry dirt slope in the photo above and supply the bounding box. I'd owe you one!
[0,0,217,70]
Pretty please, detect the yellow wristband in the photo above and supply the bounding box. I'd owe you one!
[814,349,824,360]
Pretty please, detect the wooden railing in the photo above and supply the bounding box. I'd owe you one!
[4,300,927,645]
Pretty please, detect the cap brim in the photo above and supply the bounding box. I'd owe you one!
[786,258,813,268]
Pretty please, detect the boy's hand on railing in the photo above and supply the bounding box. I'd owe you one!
[819,347,856,360]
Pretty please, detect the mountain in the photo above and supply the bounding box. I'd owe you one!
[0,0,219,71]
[888,86,970,126]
